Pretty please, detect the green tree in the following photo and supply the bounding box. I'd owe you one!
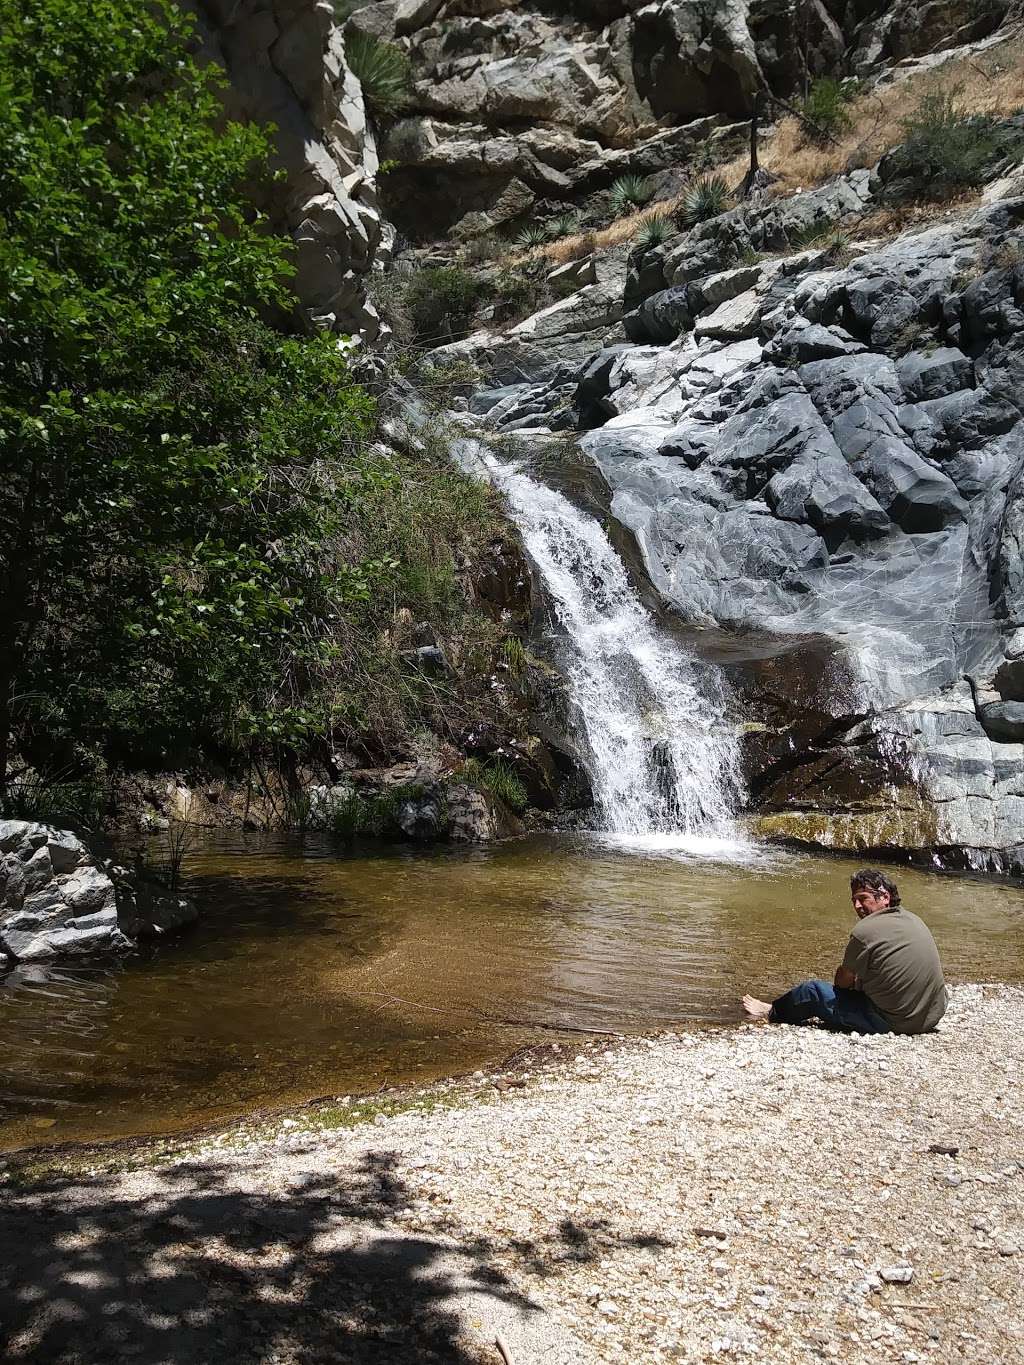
[0,0,375,793]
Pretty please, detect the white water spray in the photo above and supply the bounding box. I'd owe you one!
[485,455,744,840]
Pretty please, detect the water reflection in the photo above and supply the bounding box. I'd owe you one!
[1,832,1022,1148]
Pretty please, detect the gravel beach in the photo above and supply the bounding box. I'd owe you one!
[2,983,1022,1365]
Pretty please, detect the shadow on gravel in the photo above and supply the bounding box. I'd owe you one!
[0,1149,667,1363]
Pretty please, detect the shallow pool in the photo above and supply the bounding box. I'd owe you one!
[2,832,1021,1149]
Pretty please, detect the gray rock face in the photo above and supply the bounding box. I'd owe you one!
[0,822,197,962]
[429,258,629,382]
[628,0,843,120]
[546,196,1024,867]
[849,0,1013,73]
[190,0,386,340]
[378,0,889,241]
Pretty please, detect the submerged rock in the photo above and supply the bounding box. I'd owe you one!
[0,821,196,963]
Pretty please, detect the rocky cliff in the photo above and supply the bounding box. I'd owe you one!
[577,187,1024,870]
[355,3,1024,872]
[191,0,389,340]
[360,0,1013,240]
[197,0,1024,871]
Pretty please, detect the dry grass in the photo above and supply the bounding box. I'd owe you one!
[519,34,1024,270]
[716,34,1024,193]
[516,198,686,268]
[850,191,979,240]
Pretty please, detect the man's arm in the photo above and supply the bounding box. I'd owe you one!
[837,932,868,991]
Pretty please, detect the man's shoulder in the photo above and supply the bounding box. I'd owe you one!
[857,908,919,938]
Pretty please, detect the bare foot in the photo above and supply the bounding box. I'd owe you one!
[742,994,773,1022]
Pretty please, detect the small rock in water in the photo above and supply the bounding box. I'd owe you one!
[879,1265,914,1285]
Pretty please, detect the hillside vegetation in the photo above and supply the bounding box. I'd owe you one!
[0,0,509,824]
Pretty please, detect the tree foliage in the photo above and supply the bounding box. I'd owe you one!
[0,0,376,785]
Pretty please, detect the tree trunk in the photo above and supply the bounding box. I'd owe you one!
[749,95,760,178]
[0,661,12,805]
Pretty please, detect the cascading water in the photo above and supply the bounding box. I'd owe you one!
[484,454,744,840]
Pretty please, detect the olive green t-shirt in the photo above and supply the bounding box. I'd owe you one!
[841,907,947,1035]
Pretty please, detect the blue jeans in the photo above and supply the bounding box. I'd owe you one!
[770,978,891,1034]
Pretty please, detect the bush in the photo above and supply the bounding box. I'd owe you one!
[634,212,673,251]
[609,174,654,214]
[799,78,856,144]
[492,265,549,323]
[0,768,108,830]
[889,88,1000,194]
[500,635,527,678]
[459,234,502,265]
[0,0,515,804]
[403,266,486,342]
[344,31,411,120]
[417,358,485,393]
[322,783,432,840]
[681,173,730,226]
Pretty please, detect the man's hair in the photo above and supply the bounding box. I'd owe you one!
[850,868,901,907]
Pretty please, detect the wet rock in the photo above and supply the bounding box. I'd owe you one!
[576,345,636,423]
[562,194,1024,866]
[396,791,449,839]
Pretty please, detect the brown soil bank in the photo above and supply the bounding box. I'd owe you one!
[1,984,1021,1363]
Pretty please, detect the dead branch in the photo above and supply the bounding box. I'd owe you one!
[495,1334,515,1365]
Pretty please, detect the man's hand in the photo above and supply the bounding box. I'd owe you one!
[834,964,859,990]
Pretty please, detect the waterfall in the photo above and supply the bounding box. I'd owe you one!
[484,454,744,841]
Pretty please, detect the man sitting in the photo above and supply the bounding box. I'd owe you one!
[742,868,947,1035]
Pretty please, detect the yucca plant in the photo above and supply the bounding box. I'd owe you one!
[609,174,654,214]
[516,223,549,248]
[547,211,582,239]
[344,31,411,120]
[821,228,850,259]
[634,212,673,251]
[681,174,730,226]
